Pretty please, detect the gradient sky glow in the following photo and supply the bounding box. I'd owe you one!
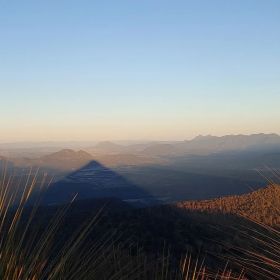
[0,0,280,142]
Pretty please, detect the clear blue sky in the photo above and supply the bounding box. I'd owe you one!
[0,0,279,141]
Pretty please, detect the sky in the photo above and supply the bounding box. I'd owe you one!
[0,0,280,142]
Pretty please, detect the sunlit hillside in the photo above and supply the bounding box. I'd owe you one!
[177,184,280,226]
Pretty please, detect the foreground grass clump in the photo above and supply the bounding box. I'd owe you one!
[0,168,137,280]
[226,216,280,280]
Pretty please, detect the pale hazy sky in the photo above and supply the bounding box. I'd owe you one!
[0,0,279,142]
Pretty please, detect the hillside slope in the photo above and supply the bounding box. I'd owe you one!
[177,184,280,225]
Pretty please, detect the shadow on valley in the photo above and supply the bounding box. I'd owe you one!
[21,199,275,279]
[0,152,272,206]
[43,160,159,207]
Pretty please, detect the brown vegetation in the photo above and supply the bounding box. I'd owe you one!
[177,184,280,226]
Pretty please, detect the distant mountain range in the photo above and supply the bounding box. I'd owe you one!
[1,133,280,158]
[141,133,280,157]
[0,133,279,206]
[84,133,280,157]
[2,133,279,172]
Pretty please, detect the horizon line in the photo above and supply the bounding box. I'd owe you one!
[0,132,279,145]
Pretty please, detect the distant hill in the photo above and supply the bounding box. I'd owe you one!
[39,149,93,170]
[177,184,280,225]
[4,149,164,172]
[12,149,93,171]
[42,149,92,161]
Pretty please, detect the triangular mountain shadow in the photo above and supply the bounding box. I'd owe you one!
[43,160,159,207]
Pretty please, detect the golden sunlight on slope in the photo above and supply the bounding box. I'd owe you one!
[177,185,280,226]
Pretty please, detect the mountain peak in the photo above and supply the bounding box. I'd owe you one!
[45,149,92,159]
